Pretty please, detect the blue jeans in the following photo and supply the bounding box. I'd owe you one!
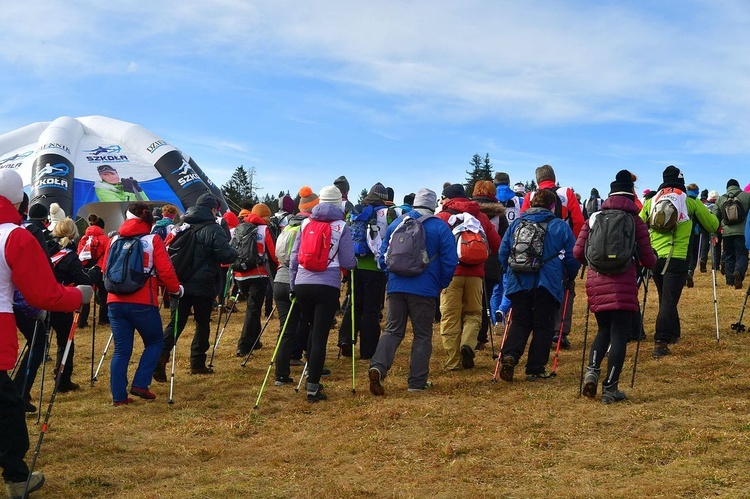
[109,303,164,402]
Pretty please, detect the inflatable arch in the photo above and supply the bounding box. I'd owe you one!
[0,115,227,229]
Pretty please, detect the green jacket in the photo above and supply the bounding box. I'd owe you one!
[95,182,149,202]
[716,186,750,237]
[639,195,719,260]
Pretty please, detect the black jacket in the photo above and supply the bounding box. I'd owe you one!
[48,239,94,287]
[181,206,237,297]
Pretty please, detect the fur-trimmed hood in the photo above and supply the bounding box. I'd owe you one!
[473,195,506,219]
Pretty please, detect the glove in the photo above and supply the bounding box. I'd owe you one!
[36,310,48,323]
[289,290,296,302]
[121,177,143,193]
[169,285,185,299]
[564,279,576,291]
[77,285,94,305]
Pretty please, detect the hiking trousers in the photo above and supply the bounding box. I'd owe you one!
[236,277,269,354]
[652,258,688,344]
[0,371,30,483]
[502,287,558,375]
[723,235,747,285]
[161,294,214,369]
[440,275,483,369]
[295,284,340,386]
[589,310,633,387]
[338,268,386,360]
[370,293,437,389]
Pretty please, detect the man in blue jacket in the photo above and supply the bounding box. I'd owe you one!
[368,189,458,395]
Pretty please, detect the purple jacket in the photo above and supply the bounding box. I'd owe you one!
[290,202,356,290]
[573,195,656,313]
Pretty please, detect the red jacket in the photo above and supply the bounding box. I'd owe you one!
[437,197,501,278]
[522,180,585,238]
[77,225,111,268]
[573,195,656,313]
[105,218,180,307]
[0,198,82,370]
[234,213,278,278]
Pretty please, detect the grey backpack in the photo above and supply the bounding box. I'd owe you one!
[384,214,434,276]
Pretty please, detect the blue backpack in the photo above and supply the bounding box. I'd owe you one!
[349,204,376,256]
[104,235,151,294]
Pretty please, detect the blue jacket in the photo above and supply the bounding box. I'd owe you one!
[378,209,457,298]
[499,207,580,304]
[746,214,750,250]
[495,184,516,204]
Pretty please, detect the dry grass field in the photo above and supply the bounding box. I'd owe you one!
[15,267,750,498]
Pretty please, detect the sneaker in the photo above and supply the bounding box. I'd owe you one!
[551,335,571,349]
[57,380,80,393]
[499,355,516,382]
[113,397,134,407]
[289,358,304,366]
[526,370,556,381]
[5,471,44,498]
[339,343,353,358]
[601,387,627,404]
[236,349,249,358]
[734,272,743,290]
[495,310,504,325]
[252,341,263,351]
[130,387,156,400]
[23,398,36,413]
[320,367,331,377]
[274,375,294,386]
[582,368,600,399]
[369,368,384,396]
[653,341,670,359]
[190,366,214,375]
[407,381,432,392]
[460,345,475,369]
[307,389,327,403]
[153,357,168,383]
[78,321,90,328]
[686,273,694,288]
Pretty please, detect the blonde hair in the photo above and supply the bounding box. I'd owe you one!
[52,217,79,248]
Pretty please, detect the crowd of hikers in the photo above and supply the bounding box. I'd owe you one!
[2,164,750,496]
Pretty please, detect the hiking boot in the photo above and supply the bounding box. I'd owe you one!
[153,357,167,383]
[460,345,475,369]
[499,355,516,382]
[130,387,157,400]
[57,380,80,393]
[289,358,304,366]
[495,310,505,325]
[274,375,294,386]
[601,385,627,404]
[582,368,600,399]
[190,366,214,375]
[23,398,36,413]
[252,341,263,351]
[339,343,353,358]
[526,370,556,381]
[407,381,432,392]
[306,383,327,403]
[113,397,134,407]
[78,321,90,328]
[5,471,44,498]
[321,367,331,377]
[551,335,571,350]
[653,341,670,359]
[700,261,707,273]
[236,349,249,358]
[686,273,694,288]
[369,368,384,396]
[734,272,743,290]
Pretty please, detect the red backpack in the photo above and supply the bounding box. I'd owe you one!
[299,219,335,272]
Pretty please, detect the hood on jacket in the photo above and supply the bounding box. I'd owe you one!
[602,195,640,214]
[183,205,215,224]
[473,196,506,218]
[521,206,556,222]
[118,218,152,237]
[222,211,240,229]
[441,197,482,218]
[361,193,386,207]
[311,202,345,222]
[84,225,106,237]
[0,197,22,226]
[495,184,516,203]
[726,184,743,196]
[243,213,268,226]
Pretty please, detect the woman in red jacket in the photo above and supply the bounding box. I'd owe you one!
[105,202,182,406]
[573,170,656,404]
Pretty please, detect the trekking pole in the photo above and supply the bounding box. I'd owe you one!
[482,278,496,359]
[732,284,750,333]
[254,299,296,410]
[631,270,650,389]
[709,237,720,341]
[36,316,52,425]
[551,289,571,376]
[578,304,590,397]
[295,362,308,393]
[168,297,179,405]
[350,270,356,393]
[11,341,28,378]
[90,286,97,386]
[92,332,113,383]
[209,284,241,369]
[492,308,513,382]
[210,269,234,364]
[23,310,80,498]
[241,304,278,367]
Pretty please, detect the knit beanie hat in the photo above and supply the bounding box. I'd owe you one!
[513,182,526,195]
[281,195,295,214]
[49,202,66,225]
[494,172,510,185]
[238,208,251,219]
[708,190,719,202]
[591,188,600,197]
[319,185,343,206]
[196,193,219,210]
[658,165,686,191]
[368,183,389,201]
[700,189,708,200]
[442,183,467,199]
[29,203,49,220]
[298,186,319,212]
[333,176,350,195]
[251,203,272,219]
[0,169,24,204]
[609,170,635,199]
[472,180,496,198]
[222,211,240,229]
[386,187,395,203]
[413,188,437,211]
[403,193,415,206]
[727,179,740,189]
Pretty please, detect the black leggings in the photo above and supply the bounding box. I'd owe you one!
[589,310,633,388]
[295,284,340,386]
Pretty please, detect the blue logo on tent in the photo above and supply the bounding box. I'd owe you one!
[84,145,121,155]
[33,163,69,182]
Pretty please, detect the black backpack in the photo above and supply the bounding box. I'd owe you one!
[722,192,747,225]
[584,210,637,275]
[167,221,214,281]
[230,222,265,272]
[508,214,557,273]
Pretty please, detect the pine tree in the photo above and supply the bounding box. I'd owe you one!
[358,188,368,203]
[465,153,493,197]
[524,180,537,192]
[221,165,261,210]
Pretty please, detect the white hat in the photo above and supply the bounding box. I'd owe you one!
[0,169,24,204]
[319,185,343,206]
[48,202,66,232]
[708,190,720,202]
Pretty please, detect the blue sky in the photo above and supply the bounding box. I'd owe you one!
[2,0,750,206]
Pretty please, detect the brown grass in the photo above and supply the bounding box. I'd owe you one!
[18,268,750,498]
